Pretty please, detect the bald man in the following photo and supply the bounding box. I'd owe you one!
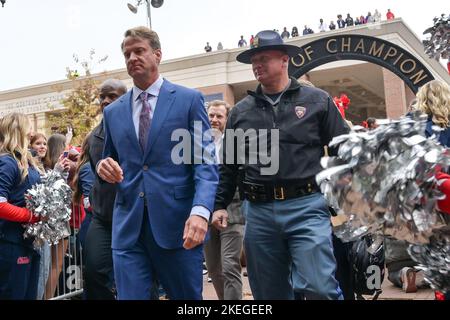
[84,79,127,299]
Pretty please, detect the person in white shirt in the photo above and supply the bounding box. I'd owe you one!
[204,100,245,300]
[319,18,328,32]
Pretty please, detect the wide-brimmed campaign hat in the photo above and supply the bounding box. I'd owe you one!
[236,30,302,64]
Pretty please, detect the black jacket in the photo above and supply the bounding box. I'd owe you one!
[214,77,350,210]
[88,120,117,224]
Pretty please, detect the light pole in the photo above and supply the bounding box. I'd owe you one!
[145,1,152,28]
[127,0,164,29]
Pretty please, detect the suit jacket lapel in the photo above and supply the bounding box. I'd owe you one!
[119,91,141,154]
[93,121,104,141]
[144,81,176,158]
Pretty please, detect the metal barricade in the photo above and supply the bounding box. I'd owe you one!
[39,204,85,300]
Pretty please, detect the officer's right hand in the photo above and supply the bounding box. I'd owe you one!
[211,209,228,230]
[97,157,123,183]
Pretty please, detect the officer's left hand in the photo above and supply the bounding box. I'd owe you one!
[183,215,208,249]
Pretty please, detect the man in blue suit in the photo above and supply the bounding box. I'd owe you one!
[97,26,218,300]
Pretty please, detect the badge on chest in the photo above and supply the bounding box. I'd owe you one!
[294,106,306,119]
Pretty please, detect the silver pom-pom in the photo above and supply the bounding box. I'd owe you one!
[423,14,450,61]
[408,227,450,292]
[317,114,450,244]
[317,115,450,292]
[23,170,72,249]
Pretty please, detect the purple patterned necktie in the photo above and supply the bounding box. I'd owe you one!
[139,91,152,151]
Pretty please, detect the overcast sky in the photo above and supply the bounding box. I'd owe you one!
[0,0,447,91]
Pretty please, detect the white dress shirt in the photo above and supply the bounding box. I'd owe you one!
[214,133,224,164]
[131,75,164,139]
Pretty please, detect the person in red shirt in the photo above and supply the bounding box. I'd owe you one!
[386,9,395,20]
[436,172,450,215]
[249,35,255,46]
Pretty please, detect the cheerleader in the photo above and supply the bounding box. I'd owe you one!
[0,113,42,299]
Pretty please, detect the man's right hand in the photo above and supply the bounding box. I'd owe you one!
[211,209,228,230]
[97,157,123,183]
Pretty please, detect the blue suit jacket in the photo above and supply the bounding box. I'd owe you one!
[102,80,218,250]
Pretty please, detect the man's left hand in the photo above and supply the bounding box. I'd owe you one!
[183,215,208,250]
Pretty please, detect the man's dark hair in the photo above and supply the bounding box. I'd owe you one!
[367,117,377,128]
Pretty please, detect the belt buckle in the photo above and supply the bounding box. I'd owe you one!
[274,187,285,200]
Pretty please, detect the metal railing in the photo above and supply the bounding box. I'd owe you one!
[38,206,85,300]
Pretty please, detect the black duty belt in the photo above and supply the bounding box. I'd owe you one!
[242,180,320,203]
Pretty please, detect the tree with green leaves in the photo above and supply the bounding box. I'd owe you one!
[48,49,108,146]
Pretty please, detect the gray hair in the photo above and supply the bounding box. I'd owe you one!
[100,79,127,95]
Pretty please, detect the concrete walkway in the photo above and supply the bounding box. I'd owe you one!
[202,268,435,300]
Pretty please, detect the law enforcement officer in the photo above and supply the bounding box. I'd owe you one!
[214,30,350,300]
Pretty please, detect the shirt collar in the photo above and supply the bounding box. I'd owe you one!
[133,75,164,101]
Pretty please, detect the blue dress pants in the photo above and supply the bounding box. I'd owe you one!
[112,209,203,300]
[242,193,343,300]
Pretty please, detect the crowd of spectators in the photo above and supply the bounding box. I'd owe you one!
[204,8,396,53]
